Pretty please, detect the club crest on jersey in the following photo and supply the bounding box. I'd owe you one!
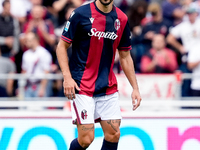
[65,21,70,32]
[81,109,88,120]
[114,19,120,31]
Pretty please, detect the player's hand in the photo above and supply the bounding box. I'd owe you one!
[131,89,142,110]
[63,78,80,100]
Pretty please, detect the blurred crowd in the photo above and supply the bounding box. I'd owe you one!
[0,0,200,98]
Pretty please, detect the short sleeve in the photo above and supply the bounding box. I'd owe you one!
[61,10,80,44]
[118,21,132,51]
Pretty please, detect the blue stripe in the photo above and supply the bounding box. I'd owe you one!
[69,4,92,89]
[93,12,118,96]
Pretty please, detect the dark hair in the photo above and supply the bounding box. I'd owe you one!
[2,0,10,7]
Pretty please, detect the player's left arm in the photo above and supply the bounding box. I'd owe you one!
[118,18,142,110]
[118,50,142,110]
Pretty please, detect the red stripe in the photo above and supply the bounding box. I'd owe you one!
[73,101,81,124]
[61,35,72,42]
[79,3,106,96]
[118,46,132,51]
[61,35,72,43]
[106,8,128,95]
[95,117,101,123]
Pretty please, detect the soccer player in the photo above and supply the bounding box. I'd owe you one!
[56,0,142,149]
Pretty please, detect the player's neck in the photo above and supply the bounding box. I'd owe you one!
[95,0,113,13]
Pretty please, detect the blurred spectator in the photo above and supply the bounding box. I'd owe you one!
[127,0,148,34]
[0,0,28,24]
[42,0,57,23]
[142,2,172,52]
[195,0,200,15]
[167,4,200,96]
[162,0,185,26]
[182,0,197,21]
[167,4,200,55]
[182,0,193,12]
[0,0,20,57]
[43,0,55,8]
[127,0,148,72]
[52,0,82,27]
[114,0,134,13]
[187,45,200,97]
[0,48,16,97]
[141,34,178,73]
[23,5,56,55]
[26,0,56,25]
[22,32,52,97]
[55,4,76,38]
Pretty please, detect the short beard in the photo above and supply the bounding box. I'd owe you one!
[99,0,113,6]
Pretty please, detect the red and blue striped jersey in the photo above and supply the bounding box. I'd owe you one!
[61,1,132,97]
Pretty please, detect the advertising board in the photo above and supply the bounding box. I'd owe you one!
[0,116,200,150]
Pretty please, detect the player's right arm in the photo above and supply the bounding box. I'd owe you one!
[56,39,80,100]
[56,7,81,100]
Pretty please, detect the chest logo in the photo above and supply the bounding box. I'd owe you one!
[88,28,118,40]
[114,19,120,31]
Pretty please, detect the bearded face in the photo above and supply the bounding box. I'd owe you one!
[99,0,113,6]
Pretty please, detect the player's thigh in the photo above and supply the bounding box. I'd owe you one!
[95,92,122,142]
[94,92,121,122]
[77,123,95,145]
[100,119,121,142]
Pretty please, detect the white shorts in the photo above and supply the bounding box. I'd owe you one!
[71,92,122,124]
